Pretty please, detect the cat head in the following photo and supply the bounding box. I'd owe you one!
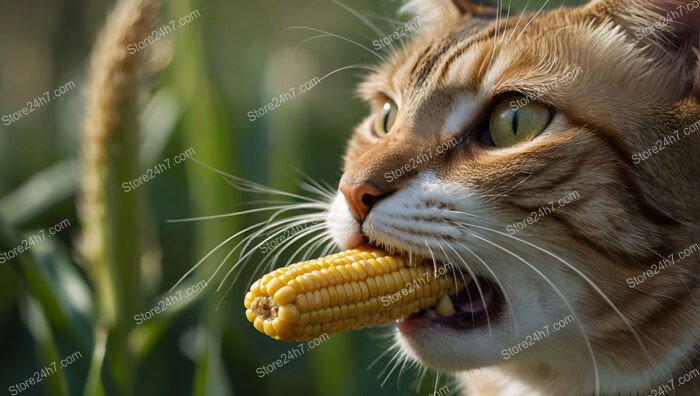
[326,0,699,393]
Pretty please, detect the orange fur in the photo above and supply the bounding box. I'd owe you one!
[334,0,700,394]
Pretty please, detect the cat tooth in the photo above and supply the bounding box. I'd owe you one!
[435,294,456,317]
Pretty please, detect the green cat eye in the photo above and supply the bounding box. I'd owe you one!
[485,95,552,147]
[375,100,398,136]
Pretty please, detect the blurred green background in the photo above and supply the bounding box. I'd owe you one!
[0,0,583,395]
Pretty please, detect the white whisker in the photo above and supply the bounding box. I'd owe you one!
[455,222,601,395]
[455,219,655,362]
[331,0,387,40]
[514,0,550,44]
[507,0,531,44]
[284,26,385,61]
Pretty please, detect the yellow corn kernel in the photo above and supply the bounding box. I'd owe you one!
[244,247,464,341]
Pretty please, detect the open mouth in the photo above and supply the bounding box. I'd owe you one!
[360,237,505,335]
[392,257,504,335]
[398,275,503,332]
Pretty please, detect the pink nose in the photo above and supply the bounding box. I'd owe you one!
[339,181,383,221]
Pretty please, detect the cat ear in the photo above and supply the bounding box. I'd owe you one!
[590,0,699,94]
[589,0,699,46]
[401,0,497,20]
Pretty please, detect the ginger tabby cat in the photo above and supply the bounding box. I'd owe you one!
[325,0,700,394]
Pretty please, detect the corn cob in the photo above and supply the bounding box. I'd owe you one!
[244,247,464,341]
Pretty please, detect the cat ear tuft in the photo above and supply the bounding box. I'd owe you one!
[401,0,496,20]
[590,0,699,44]
[591,0,699,94]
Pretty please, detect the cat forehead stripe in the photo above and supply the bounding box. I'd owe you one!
[419,18,521,90]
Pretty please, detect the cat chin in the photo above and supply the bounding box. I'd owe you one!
[392,320,509,371]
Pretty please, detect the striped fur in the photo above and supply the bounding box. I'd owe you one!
[327,0,700,394]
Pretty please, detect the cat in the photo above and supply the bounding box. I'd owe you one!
[324,0,700,394]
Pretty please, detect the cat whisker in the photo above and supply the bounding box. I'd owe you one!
[319,237,338,257]
[182,207,325,296]
[454,222,602,395]
[506,0,531,45]
[234,209,327,268]
[170,220,266,291]
[298,172,336,201]
[368,341,396,371]
[379,344,406,387]
[284,26,385,61]
[296,233,335,265]
[497,0,514,46]
[439,241,483,333]
[201,215,311,294]
[171,159,337,303]
[331,0,388,41]
[221,215,329,291]
[166,203,325,223]
[189,157,322,204]
[378,334,413,387]
[234,212,317,263]
[292,33,333,54]
[428,240,492,334]
[368,12,404,27]
[415,366,429,393]
[214,214,329,309]
[285,231,333,266]
[514,0,551,44]
[454,239,521,339]
[442,236,509,336]
[261,224,327,273]
[395,350,413,388]
[220,175,319,203]
[238,227,330,303]
[432,371,441,396]
[485,0,503,73]
[437,240,467,296]
[315,64,377,88]
[455,219,658,362]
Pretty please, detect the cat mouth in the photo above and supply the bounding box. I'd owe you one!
[361,236,504,334]
[396,273,504,335]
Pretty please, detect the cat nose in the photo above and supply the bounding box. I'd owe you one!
[339,181,385,221]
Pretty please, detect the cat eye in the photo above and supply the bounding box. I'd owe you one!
[482,95,552,147]
[374,100,398,136]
